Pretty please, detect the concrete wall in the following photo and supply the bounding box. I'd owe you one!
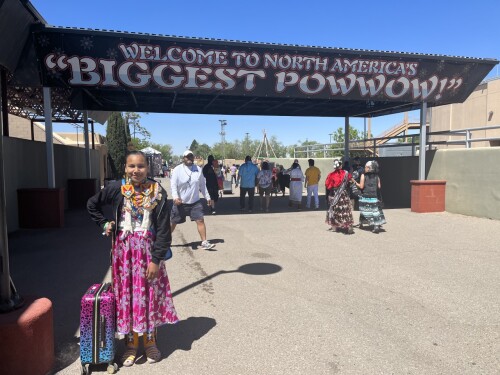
[4,137,100,232]
[427,148,500,219]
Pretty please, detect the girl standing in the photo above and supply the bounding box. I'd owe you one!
[87,151,178,367]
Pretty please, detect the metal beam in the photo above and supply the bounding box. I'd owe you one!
[43,87,56,188]
[83,111,91,178]
[1,70,8,137]
[344,116,350,162]
[0,68,22,312]
[419,101,428,180]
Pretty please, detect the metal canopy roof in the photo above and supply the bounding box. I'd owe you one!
[2,0,498,121]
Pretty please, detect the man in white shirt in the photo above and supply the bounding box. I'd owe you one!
[170,150,215,250]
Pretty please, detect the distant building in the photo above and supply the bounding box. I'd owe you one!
[429,77,500,148]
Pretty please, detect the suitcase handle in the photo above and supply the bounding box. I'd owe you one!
[100,315,106,348]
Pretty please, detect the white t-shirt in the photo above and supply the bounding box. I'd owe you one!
[170,163,210,204]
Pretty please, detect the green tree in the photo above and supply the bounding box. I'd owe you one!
[268,135,287,157]
[106,112,128,178]
[124,112,151,143]
[129,138,149,150]
[150,143,173,162]
[197,143,211,159]
[189,139,200,155]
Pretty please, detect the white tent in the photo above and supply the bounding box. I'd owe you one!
[141,146,162,155]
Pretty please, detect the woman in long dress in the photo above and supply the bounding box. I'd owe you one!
[286,162,304,210]
[353,160,386,233]
[325,158,354,234]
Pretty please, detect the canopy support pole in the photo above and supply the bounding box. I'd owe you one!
[419,101,428,180]
[0,68,22,312]
[83,111,91,178]
[43,87,55,188]
[344,116,350,162]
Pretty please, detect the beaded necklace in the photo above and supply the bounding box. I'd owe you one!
[120,177,162,238]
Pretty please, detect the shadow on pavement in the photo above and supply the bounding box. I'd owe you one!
[157,316,217,358]
[171,238,225,250]
[172,262,282,298]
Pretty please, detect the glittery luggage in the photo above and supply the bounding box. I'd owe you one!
[80,283,116,370]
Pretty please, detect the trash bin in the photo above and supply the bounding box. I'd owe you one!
[17,188,65,228]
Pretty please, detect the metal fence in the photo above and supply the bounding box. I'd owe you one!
[293,125,500,158]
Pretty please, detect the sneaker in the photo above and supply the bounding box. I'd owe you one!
[201,240,215,250]
[211,210,216,215]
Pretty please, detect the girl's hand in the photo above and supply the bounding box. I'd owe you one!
[146,262,159,281]
[104,221,115,236]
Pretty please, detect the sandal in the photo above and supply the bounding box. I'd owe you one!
[122,332,139,367]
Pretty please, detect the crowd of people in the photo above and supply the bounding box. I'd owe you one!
[86,149,386,368]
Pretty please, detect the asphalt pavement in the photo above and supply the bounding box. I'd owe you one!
[8,178,500,375]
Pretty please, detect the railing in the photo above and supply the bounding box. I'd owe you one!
[293,125,500,158]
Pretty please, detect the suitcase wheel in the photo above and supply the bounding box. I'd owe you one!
[107,363,118,374]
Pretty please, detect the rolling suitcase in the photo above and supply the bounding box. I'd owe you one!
[80,283,117,374]
[223,180,233,194]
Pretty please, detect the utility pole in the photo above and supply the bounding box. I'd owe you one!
[245,132,249,156]
[219,119,227,163]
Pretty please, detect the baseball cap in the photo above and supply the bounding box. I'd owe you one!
[183,150,194,157]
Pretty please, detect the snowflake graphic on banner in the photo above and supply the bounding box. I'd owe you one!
[38,35,50,47]
[80,37,94,50]
[366,100,375,108]
[418,69,428,78]
[106,48,118,59]
[462,64,474,74]
[53,47,65,55]
[436,60,446,72]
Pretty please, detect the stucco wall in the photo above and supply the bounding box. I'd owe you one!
[4,137,100,232]
[427,148,500,219]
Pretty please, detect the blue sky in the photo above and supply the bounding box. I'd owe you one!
[31,0,500,155]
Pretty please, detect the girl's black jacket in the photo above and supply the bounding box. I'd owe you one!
[87,179,171,265]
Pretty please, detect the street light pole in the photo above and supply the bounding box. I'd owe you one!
[219,119,227,163]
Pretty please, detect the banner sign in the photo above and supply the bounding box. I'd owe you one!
[34,28,497,105]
